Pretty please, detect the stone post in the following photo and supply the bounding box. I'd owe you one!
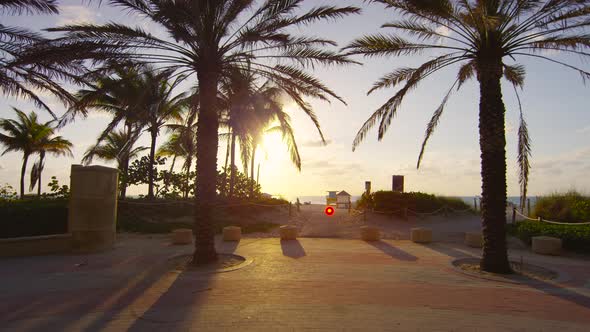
[69,165,118,252]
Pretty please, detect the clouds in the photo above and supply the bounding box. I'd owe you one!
[57,6,98,25]
[577,125,590,134]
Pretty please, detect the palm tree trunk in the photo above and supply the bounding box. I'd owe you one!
[477,58,511,274]
[228,131,237,198]
[147,126,158,199]
[193,72,219,265]
[220,132,231,197]
[250,144,256,198]
[37,153,45,196]
[256,163,260,184]
[20,153,29,199]
[119,156,130,199]
[184,156,192,199]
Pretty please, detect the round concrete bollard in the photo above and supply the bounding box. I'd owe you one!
[172,229,193,245]
[280,225,298,240]
[532,236,562,255]
[465,232,483,248]
[223,226,241,241]
[69,165,118,252]
[360,226,381,241]
[411,227,432,243]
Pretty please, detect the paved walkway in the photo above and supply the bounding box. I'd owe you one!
[1,233,590,331]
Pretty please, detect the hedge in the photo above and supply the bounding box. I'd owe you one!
[0,199,68,238]
[370,191,471,214]
[507,221,590,252]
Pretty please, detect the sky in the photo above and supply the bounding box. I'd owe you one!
[1,0,590,200]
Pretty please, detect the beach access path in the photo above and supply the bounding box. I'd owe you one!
[1,235,589,331]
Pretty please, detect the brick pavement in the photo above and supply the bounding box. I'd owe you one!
[0,235,589,331]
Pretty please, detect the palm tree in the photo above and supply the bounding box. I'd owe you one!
[0,108,57,198]
[33,0,359,264]
[83,129,147,199]
[247,81,303,198]
[345,0,590,273]
[30,130,73,196]
[1,1,81,117]
[71,64,187,198]
[139,69,188,198]
[159,116,198,198]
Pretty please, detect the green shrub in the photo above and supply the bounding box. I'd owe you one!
[508,220,590,252]
[0,198,68,238]
[355,192,374,209]
[534,191,590,223]
[371,191,471,214]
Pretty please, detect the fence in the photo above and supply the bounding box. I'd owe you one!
[511,207,590,225]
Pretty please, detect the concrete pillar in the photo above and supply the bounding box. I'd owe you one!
[69,165,118,252]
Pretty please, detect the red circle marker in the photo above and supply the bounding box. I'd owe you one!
[325,206,335,216]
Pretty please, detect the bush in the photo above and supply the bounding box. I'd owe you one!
[0,198,68,238]
[508,221,590,252]
[371,190,471,214]
[534,191,590,223]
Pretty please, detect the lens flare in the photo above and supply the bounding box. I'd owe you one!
[325,206,335,216]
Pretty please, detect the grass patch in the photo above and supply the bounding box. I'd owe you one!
[534,190,590,223]
[365,191,471,214]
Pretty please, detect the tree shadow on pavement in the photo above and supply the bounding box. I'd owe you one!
[366,240,418,261]
[526,279,590,310]
[419,242,481,259]
[281,239,306,258]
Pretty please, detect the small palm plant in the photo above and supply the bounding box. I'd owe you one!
[0,108,71,198]
[30,130,73,196]
[345,0,590,273]
[83,130,147,199]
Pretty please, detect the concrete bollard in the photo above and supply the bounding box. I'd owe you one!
[532,236,562,255]
[465,232,483,248]
[411,227,432,243]
[223,226,241,241]
[280,225,298,240]
[172,229,193,245]
[69,165,118,252]
[360,226,380,241]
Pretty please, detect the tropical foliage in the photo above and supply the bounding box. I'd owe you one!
[0,108,72,198]
[345,0,590,273]
[534,191,590,223]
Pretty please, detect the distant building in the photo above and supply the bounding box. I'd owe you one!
[262,193,272,199]
[392,175,404,192]
[336,190,351,209]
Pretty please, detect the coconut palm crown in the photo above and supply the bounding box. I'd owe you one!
[344,0,590,273]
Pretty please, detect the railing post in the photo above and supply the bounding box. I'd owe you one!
[473,197,477,212]
[289,202,292,217]
[538,216,542,222]
[512,207,516,224]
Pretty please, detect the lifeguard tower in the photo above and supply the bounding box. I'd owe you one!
[326,191,337,205]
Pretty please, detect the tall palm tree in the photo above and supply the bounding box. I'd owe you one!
[83,129,147,199]
[30,130,73,196]
[32,0,359,264]
[247,81,303,198]
[139,69,188,198]
[345,0,590,273]
[1,0,81,117]
[0,108,56,198]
